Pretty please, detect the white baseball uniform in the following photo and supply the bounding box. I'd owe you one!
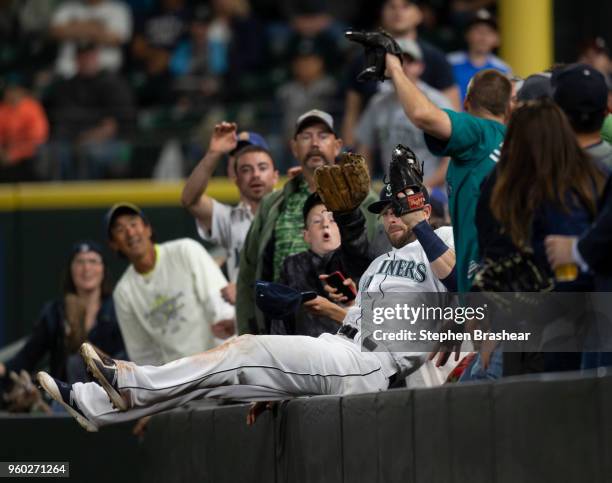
[70,227,456,429]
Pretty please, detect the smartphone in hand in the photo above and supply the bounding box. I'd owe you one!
[325,271,357,301]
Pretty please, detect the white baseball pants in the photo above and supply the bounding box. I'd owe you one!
[72,334,393,428]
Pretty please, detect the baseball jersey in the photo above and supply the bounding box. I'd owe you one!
[447,52,511,103]
[425,109,506,293]
[356,80,452,177]
[113,238,235,365]
[344,227,456,382]
[196,199,254,283]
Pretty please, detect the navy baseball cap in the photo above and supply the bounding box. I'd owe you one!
[230,132,270,156]
[552,63,608,116]
[367,184,430,215]
[69,240,104,262]
[516,73,553,102]
[255,281,314,319]
[104,202,149,239]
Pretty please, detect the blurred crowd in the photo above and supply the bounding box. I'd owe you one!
[4,0,608,182]
[1,0,612,429]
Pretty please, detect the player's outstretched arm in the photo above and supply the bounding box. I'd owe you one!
[385,53,452,142]
[181,122,238,231]
[401,209,456,290]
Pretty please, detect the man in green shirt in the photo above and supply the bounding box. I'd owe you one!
[384,53,512,292]
[236,110,379,334]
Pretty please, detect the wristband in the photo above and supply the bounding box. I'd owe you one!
[412,220,448,262]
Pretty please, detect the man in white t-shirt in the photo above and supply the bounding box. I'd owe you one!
[181,123,279,304]
[38,183,462,432]
[50,0,132,78]
[104,202,235,366]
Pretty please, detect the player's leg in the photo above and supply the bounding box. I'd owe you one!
[38,370,295,431]
[82,334,388,412]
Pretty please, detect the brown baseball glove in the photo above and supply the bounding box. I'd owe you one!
[314,152,371,213]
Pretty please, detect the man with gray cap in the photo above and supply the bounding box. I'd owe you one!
[356,38,451,184]
[105,202,235,366]
[236,110,380,335]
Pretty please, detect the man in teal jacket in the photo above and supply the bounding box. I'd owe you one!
[384,53,512,292]
[236,110,379,334]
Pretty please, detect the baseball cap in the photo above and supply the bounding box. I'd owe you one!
[466,9,498,31]
[229,131,270,156]
[295,109,335,137]
[552,63,608,116]
[303,192,325,225]
[69,240,104,262]
[368,184,430,215]
[396,38,423,62]
[255,281,315,319]
[104,202,149,239]
[516,73,553,102]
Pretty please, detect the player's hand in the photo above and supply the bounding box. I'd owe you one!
[384,53,402,78]
[544,235,577,269]
[0,362,5,378]
[303,296,348,323]
[209,122,238,154]
[212,319,236,339]
[428,344,461,367]
[221,283,237,305]
[246,401,277,426]
[132,416,152,437]
[427,320,463,367]
[319,274,356,307]
[399,207,427,229]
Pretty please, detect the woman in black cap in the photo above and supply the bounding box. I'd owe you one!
[0,241,125,409]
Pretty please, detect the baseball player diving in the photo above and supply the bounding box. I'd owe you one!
[36,143,457,432]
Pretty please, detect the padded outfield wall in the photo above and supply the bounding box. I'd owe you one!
[1,369,611,483]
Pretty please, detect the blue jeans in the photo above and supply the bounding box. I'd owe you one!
[459,347,503,381]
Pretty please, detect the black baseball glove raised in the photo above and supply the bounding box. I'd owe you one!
[345,29,403,82]
[387,144,425,217]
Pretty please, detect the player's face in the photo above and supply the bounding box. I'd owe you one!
[109,215,154,260]
[303,204,341,256]
[234,152,278,202]
[466,24,499,55]
[381,0,422,36]
[381,205,414,248]
[291,123,342,173]
[71,251,104,293]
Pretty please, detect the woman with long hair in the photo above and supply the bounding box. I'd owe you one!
[488,98,607,289]
[0,241,125,405]
[480,99,608,374]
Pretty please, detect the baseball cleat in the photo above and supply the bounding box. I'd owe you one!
[36,372,98,432]
[79,343,128,411]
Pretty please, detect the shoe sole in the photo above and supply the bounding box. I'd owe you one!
[36,372,98,432]
[80,343,128,411]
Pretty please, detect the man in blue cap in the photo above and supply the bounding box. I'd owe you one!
[182,122,279,305]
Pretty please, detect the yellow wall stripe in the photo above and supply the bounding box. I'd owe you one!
[0,178,288,211]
